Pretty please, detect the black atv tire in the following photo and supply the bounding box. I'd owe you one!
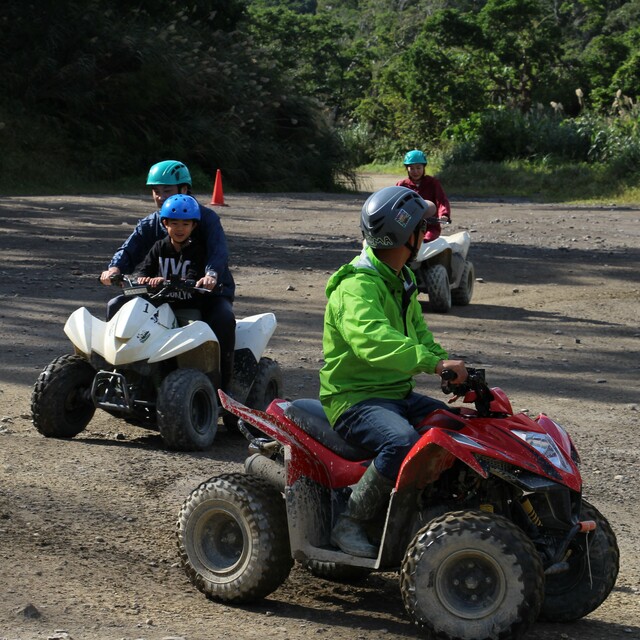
[157,368,218,451]
[425,264,451,313]
[224,358,283,434]
[400,510,544,640]
[539,500,619,622]
[226,357,283,436]
[31,354,96,438]
[302,559,371,583]
[246,357,283,411]
[176,472,293,603]
[451,260,475,306]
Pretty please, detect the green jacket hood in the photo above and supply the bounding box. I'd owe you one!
[325,246,404,299]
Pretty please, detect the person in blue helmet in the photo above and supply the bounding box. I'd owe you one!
[136,194,207,295]
[100,160,236,393]
[396,149,451,242]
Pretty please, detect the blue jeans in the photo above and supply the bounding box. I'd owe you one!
[334,392,448,481]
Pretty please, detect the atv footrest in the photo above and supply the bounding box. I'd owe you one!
[91,370,132,413]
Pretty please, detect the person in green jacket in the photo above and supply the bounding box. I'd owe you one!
[319,185,468,558]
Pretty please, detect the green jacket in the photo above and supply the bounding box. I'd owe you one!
[319,246,449,426]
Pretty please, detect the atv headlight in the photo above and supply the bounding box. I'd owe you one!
[512,430,572,473]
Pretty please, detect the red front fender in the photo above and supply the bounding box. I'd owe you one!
[396,428,489,490]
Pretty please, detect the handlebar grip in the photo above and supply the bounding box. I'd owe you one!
[441,369,457,381]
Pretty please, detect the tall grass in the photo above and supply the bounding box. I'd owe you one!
[437,159,637,203]
[373,94,640,203]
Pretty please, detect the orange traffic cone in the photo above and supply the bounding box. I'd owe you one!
[210,169,227,206]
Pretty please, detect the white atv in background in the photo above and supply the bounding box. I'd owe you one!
[31,278,282,451]
[410,218,475,313]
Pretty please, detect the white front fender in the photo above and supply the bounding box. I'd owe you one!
[64,307,106,357]
[235,313,277,362]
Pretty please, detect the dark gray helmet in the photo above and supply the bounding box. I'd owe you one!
[361,186,429,248]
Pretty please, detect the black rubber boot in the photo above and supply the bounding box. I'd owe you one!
[330,463,393,558]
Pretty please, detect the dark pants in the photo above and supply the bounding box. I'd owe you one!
[199,295,236,392]
[106,294,236,391]
[334,391,448,480]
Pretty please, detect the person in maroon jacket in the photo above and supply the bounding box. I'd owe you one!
[396,149,451,242]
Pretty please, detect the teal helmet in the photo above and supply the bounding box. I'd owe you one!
[160,195,201,221]
[361,186,429,249]
[146,160,192,187]
[403,149,427,165]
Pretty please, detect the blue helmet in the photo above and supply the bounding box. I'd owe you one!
[160,195,201,221]
[146,160,192,187]
[403,149,427,165]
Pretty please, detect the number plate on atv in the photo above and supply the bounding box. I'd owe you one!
[123,286,149,297]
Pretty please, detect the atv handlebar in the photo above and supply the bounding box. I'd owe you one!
[147,279,211,299]
[108,274,209,298]
[441,367,494,417]
[441,367,486,395]
[108,273,131,287]
[424,216,451,226]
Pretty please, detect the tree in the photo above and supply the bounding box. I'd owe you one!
[359,9,488,151]
[0,0,348,190]
[477,0,562,112]
[246,4,370,120]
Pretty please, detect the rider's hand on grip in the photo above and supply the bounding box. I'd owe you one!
[439,360,468,394]
[108,272,124,287]
[99,268,123,286]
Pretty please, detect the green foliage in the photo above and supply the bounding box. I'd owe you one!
[1,0,640,199]
[245,5,369,119]
[442,91,640,192]
[575,93,640,177]
[0,0,347,193]
[355,9,488,159]
[444,107,592,162]
[437,157,639,203]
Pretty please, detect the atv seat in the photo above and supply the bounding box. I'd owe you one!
[285,399,373,462]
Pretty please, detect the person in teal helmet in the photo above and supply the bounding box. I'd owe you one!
[146,159,194,211]
[396,149,451,242]
[100,160,207,285]
[100,160,237,394]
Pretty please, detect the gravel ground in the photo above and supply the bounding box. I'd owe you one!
[0,187,639,640]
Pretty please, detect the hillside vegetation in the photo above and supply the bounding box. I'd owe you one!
[1,0,638,198]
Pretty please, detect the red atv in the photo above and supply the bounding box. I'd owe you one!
[176,368,619,640]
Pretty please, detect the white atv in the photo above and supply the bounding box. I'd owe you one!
[31,278,282,451]
[410,218,474,313]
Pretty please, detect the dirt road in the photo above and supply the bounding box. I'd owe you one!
[0,189,639,640]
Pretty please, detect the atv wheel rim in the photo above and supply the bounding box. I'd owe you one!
[191,389,214,436]
[435,549,506,619]
[195,507,247,575]
[64,388,92,421]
